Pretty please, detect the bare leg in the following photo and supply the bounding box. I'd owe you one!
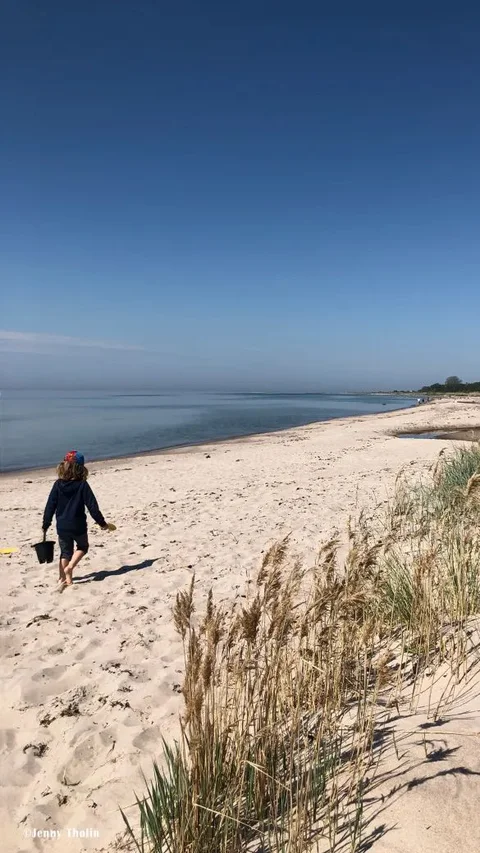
[59,557,69,582]
[65,550,85,586]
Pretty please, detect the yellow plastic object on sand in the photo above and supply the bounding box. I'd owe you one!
[0,548,18,555]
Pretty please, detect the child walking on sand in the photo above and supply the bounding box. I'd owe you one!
[42,451,113,590]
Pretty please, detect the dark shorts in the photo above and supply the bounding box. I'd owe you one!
[58,533,89,560]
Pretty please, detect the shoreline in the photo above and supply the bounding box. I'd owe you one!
[0,401,418,478]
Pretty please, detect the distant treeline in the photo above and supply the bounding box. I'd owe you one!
[419,377,480,394]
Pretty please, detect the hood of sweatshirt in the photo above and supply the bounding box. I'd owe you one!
[57,480,84,496]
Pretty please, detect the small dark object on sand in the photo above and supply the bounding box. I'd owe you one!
[23,743,48,758]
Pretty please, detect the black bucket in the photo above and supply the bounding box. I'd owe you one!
[33,539,55,564]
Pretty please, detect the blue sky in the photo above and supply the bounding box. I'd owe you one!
[2,2,480,391]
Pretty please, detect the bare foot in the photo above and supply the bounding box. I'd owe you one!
[64,566,73,586]
[56,579,67,593]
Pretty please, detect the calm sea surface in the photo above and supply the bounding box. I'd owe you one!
[0,391,414,472]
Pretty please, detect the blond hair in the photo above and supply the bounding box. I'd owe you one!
[57,460,89,482]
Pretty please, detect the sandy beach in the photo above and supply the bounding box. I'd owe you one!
[2,397,480,853]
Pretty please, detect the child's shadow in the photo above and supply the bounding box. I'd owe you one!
[75,559,158,583]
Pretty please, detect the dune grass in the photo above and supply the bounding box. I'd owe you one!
[421,443,480,515]
[122,444,480,853]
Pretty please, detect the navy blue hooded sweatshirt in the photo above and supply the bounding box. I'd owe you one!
[43,480,106,535]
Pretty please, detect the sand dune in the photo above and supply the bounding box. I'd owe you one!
[2,397,480,852]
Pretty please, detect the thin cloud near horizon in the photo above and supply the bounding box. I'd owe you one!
[0,330,146,354]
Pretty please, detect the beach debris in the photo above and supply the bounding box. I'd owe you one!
[110,699,131,710]
[61,771,81,787]
[101,660,136,677]
[60,700,82,717]
[26,613,52,628]
[41,686,88,721]
[23,742,48,758]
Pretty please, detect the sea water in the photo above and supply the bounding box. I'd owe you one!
[0,390,414,472]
